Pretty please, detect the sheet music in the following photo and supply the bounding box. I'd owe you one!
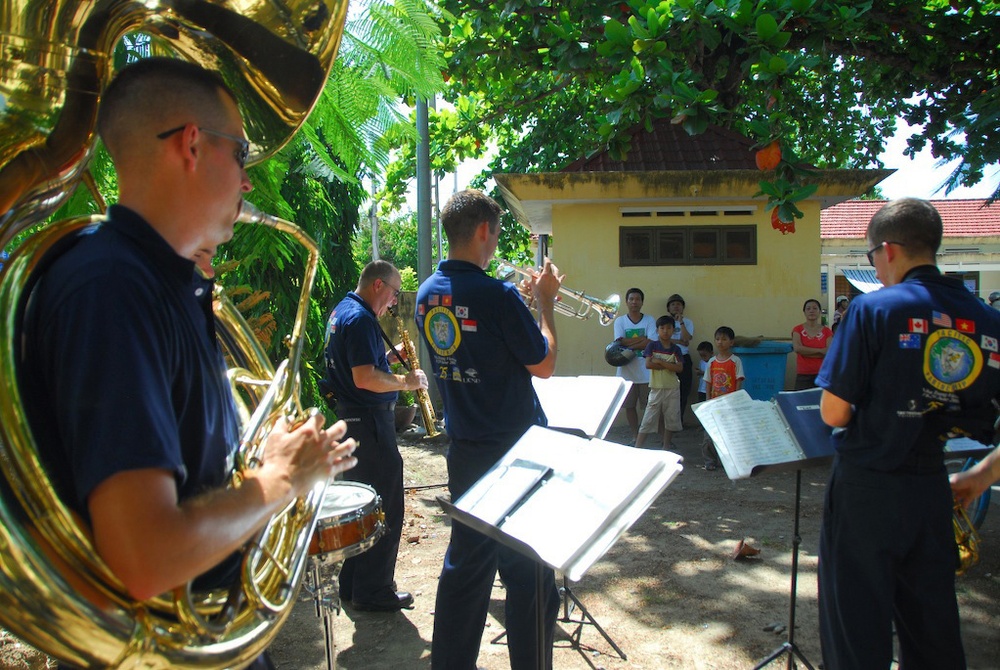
[694,390,806,479]
[454,426,680,576]
[532,375,630,439]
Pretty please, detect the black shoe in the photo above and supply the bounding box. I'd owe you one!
[351,590,414,612]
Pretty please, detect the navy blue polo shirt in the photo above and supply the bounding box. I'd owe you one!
[817,266,1000,471]
[415,260,548,448]
[21,205,239,521]
[323,292,396,407]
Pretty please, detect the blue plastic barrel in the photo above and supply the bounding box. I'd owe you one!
[732,341,792,401]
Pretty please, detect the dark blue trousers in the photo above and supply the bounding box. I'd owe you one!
[431,443,559,670]
[337,407,404,603]
[818,457,966,669]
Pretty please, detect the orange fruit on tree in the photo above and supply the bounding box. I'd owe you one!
[755,141,782,171]
[770,206,795,234]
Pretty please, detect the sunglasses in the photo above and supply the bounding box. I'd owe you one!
[156,125,250,169]
[865,240,906,266]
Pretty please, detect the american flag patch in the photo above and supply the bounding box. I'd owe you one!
[908,318,927,333]
[899,333,921,349]
[932,311,952,328]
[456,306,469,318]
[429,294,439,306]
[982,335,998,352]
[461,319,477,332]
[956,318,975,333]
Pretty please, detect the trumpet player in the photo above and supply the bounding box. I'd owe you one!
[416,189,563,670]
[322,260,426,612]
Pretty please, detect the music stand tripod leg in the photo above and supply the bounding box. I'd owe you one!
[559,577,627,661]
[753,469,815,670]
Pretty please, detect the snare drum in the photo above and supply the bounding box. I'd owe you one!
[308,481,385,562]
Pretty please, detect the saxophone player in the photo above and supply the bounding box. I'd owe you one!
[322,260,427,612]
[816,198,1000,669]
[19,59,358,670]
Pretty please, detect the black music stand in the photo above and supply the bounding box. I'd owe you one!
[558,575,627,660]
[437,499,552,670]
[752,468,815,670]
[531,375,633,658]
[693,389,836,670]
[439,425,682,668]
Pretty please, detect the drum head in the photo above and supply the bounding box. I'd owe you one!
[318,481,377,519]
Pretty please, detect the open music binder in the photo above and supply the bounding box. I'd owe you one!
[693,387,835,480]
[447,425,682,581]
[532,375,631,439]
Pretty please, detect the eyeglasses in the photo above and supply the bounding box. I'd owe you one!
[383,280,401,298]
[156,125,250,169]
[865,240,906,266]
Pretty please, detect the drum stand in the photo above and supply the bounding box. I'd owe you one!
[306,555,344,670]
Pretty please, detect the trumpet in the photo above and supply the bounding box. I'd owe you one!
[496,261,620,326]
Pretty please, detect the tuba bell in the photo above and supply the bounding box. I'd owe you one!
[0,0,347,667]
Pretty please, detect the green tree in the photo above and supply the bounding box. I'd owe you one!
[382,0,1000,225]
[36,0,447,412]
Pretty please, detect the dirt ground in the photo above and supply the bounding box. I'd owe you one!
[2,421,998,669]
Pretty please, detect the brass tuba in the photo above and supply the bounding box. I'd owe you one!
[0,0,347,667]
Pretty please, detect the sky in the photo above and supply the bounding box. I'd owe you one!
[876,119,999,201]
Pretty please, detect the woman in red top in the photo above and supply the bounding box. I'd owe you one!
[791,298,833,390]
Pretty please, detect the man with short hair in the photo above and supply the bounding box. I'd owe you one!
[416,188,562,669]
[20,57,357,669]
[613,287,656,443]
[816,197,1000,668]
[323,260,426,611]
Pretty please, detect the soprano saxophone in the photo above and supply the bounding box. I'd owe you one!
[389,306,441,438]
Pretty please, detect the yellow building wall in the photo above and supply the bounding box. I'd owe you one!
[545,198,822,379]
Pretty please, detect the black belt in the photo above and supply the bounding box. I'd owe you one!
[337,401,396,413]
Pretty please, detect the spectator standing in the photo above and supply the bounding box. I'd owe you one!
[635,316,683,450]
[701,326,745,470]
[696,341,713,403]
[613,287,657,444]
[831,294,850,332]
[666,293,694,425]
[791,298,833,390]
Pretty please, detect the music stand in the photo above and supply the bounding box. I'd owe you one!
[438,499,552,670]
[693,389,836,670]
[752,468,815,670]
[439,425,682,669]
[530,375,632,658]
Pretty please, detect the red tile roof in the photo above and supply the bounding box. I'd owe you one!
[821,199,1000,239]
[562,118,759,172]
